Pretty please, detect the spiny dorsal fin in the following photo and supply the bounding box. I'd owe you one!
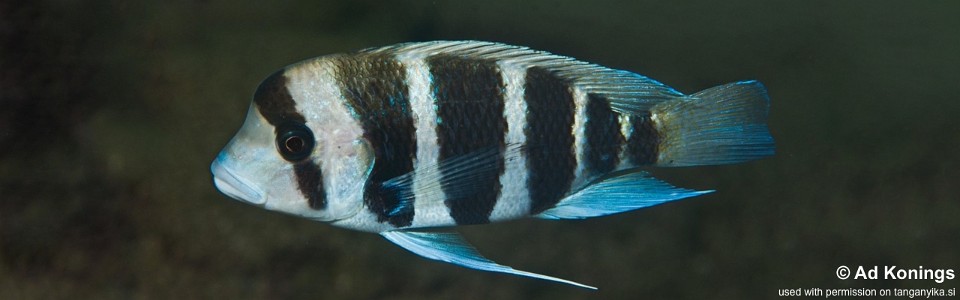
[363,40,684,113]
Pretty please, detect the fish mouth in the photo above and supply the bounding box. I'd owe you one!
[211,159,265,205]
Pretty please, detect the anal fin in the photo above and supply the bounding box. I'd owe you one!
[537,170,711,220]
[381,230,597,290]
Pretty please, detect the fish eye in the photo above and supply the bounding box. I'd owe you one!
[276,122,315,162]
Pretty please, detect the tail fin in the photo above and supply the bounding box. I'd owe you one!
[652,80,774,167]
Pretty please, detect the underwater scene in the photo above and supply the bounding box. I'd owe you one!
[2,1,958,299]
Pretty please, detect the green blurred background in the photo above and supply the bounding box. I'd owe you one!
[2,1,958,299]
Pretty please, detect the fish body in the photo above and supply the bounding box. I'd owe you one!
[211,41,774,289]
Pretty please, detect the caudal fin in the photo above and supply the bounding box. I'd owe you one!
[652,80,774,167]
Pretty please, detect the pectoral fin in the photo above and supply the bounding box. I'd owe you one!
[381,144,525,217]
[380,230,597,290]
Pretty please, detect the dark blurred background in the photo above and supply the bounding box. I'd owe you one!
[1,1,957,299]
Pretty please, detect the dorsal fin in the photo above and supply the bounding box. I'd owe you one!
[362,40,684,113]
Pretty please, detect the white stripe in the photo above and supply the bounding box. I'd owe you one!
[285,59,382,229]
[569,87,590,191]
[616,114,634,170]
[396,52,456,228]
[490,61,531,221]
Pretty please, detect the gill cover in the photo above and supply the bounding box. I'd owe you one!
[212,67,373,222]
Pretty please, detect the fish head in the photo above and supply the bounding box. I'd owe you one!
[211,65,373,222]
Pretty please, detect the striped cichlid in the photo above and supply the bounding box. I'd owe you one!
[210,41,774,289]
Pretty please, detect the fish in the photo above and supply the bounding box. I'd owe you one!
[210,40,774,290]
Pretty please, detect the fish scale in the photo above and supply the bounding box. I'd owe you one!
[523,66,578,215]
[429,54,506,225]
[334,53,417,227]
[211,40,775,289]
[584,94,625,176]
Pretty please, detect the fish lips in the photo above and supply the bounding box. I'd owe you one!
[211,158,265,206]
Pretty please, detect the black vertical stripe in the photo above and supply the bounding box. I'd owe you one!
[294,162,326,209]
[254,69,306,126]
[627,115,660,165]
[253,70,326,209]
[524,67,577,215]
[428,55,506,225]
[334,53,416,227]
[584,94,624,175]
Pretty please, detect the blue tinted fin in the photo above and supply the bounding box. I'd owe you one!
[382,144,524,217]
[537,170,711,220]
[651,80,775,167]
[366,41,683,112]
[381,230,597,290]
